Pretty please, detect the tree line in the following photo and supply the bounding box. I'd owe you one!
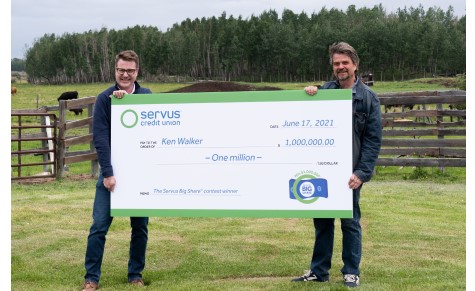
[23,4,465,84]
[11,58,25,72]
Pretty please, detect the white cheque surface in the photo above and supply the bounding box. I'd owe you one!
[111,90,353,218]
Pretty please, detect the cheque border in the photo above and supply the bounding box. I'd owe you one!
[111,89,353,218]
[111,209,353,218]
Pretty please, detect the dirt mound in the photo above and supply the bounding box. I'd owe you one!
[166,81,282,93]
[416,77,459,88]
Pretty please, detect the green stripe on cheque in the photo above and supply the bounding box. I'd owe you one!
[111,209,353,218]
[111,89,352,104]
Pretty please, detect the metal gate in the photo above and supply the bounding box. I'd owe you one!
[11,113,58,180]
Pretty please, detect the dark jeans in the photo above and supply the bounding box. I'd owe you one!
[84,174,149,284]
[310,187,361,280]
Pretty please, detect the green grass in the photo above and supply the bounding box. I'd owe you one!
[11,77,461,109]
[374,166,466,184]
[11,178,465,290]
[250,77,463,92]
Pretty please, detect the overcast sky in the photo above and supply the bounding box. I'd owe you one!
[11,0,467,59]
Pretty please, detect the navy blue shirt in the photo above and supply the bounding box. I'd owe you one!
[93,81,152,177]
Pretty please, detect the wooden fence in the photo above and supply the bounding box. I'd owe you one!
[11,97,98,180]
[56,96,98,178]
[11,112,58,180]
[11,90,466,181]
[377,90,466,167]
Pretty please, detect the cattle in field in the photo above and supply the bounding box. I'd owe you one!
[11,87,17,95]
[361,73,374,86]
[69,108,83,115]
[385,103,414,113]
[57,91,78,101]
[58,91,83,115]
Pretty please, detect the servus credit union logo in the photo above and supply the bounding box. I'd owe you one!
[120,109,139,128]
[289,170,328,204]
[119,108,182,128]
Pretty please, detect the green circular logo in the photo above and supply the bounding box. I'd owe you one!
[291,174,319,204]
[120,109,139,128]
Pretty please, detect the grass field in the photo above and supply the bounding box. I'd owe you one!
[10,78,466,290]
[10,77,464,109]
[11,178,465,290]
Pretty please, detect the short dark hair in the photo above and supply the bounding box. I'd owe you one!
[329,42,359,66]
[115,50,139,68]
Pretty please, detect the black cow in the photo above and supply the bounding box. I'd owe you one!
[69,108,84,116]
[57,91,78,101]
[58,91,82,115]
[361,73,374,86]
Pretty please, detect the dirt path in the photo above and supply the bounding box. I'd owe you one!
[165,81,282,92]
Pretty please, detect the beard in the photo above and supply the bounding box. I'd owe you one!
[335,69,353,81]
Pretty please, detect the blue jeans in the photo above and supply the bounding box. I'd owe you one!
[310,187,361,280]
[84,174,149,284]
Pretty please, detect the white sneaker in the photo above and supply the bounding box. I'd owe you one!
[291,270,328,282]
[343,274,360,287]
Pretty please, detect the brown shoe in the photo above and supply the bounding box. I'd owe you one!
[82,281,99,291]
[129,278,145,287]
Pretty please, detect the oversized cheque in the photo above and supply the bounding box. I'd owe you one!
[110,90,353,218]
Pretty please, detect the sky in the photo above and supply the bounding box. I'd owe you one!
[10,0,467,59]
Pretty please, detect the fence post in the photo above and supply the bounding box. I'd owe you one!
[436,103,445,172]
[56,100,67,178]
[88,102,99,177]
[40,115,49,173]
